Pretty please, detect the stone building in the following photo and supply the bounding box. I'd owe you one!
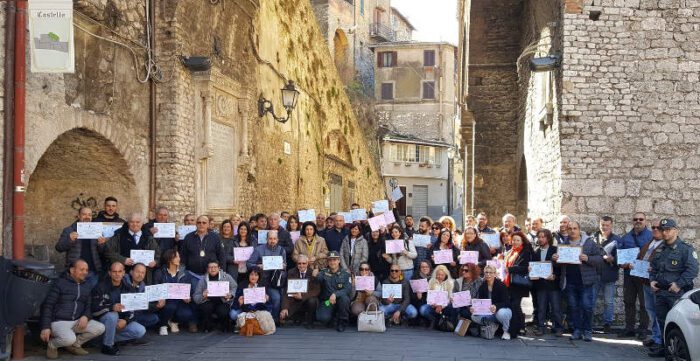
[0,0,386,265]
[310,0,413,91]
[458,0,698,279]
[374,42,463,221]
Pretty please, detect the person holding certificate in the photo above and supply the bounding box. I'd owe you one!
[350,262,381,317]
[471,265,512,340]
[419,265,454,327]
[40,260,105,359]
[104,213,161,283]
[55,207,106,288]
[91,262,147,355]
[280,255,321,328]
[618,212,653,339]
[410,261,433,327]
[193,260,237,332]
[229,268,273,329]
[460,226,492,270]
[152,249,198,334]
[379,265,418,325]
[340,223,368,274]
[219,220,238,278]
[430,229,460,279]
[314,251,353,332]
[552,221,604,342]
[247,230,287,322]
[590,216,621,334]
[367,229,390,283]
[386,225,417,280]
[92,196,126,223]
[531,229,563,337]
[229,222,257,284]
[124,264,162,330]
[451,263,483,324]
[292,221,329,270]
[503,232,532,338]
[142,206,177,253]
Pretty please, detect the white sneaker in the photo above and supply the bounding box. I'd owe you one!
[159,326,168,336]
[168,321,180,333]
[502,332,511,340]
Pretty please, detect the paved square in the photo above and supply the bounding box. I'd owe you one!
[22,327,649,361]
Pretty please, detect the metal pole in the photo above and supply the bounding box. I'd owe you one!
[3,0,17,258]
[12,0,28,359]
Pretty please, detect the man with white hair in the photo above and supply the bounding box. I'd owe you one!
[247,230,287,322]
[281,254,321,328]
[499,213,520,234]
[268,212,294,267]
[104,213,161,281]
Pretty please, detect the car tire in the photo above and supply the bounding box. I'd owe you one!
[665,328,690,361]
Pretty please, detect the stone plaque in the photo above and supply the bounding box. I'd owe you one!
[207,121,236,209]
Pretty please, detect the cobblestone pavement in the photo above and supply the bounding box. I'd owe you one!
[21,325,651,361]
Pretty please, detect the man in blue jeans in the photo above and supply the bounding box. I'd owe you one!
[124,263,162,329]
[639,220,664,349]
[379,265,419,325]
[590,216,621,333]
[553,221,604,342]
[92,262,147,355]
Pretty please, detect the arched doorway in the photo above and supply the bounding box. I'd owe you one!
[333,29,352,83]
[25,128,140,268]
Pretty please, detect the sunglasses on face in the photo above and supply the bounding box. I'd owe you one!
[359,267,370,271]
[197,221,208,224]
[633,218,645,222]
[651,226,661,230]
[461,269,469,273]
[390,269,401,273]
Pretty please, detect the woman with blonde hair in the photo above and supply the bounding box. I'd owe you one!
[438,216,457,233]
[419,265,454,327]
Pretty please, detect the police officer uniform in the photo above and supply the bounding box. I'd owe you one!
[314,251,352,331]
[648,218,699,357]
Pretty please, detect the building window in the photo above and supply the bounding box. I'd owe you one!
[389,143,442,165]
[422,81,435,100]
[378,51,397,67]
[381,83,394,100]
[423,50,435,67]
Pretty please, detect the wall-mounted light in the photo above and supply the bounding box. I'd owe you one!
[529,55,561,72]
[258,80,300,123]
[180,56,212,72]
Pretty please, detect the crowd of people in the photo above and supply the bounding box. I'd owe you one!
[39,196,698,359]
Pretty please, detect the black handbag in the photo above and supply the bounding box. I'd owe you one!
[511,273,532,288]
[435,314,455,332]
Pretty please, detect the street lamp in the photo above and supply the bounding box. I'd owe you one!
[258,80,300,123]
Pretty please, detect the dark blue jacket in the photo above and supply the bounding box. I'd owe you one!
[323,227,349,252]
[40,272,93,329]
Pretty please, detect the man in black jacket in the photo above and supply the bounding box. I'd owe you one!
[92,262,146,355]
[142,206,177,253]
[92,196,126,223]
[181,215,225,276]
[40,260,105,359]
[55,207,106,288]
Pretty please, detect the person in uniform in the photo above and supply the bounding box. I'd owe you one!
[313,251,352,332]
[647,218,698,357]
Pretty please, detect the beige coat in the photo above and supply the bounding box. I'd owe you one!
[292,235,329,269]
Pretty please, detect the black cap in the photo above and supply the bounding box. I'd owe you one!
[659,218,677,229]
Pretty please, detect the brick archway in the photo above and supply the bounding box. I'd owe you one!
[24,127,141,269]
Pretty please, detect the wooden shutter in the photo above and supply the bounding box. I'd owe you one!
[378,52,384,67]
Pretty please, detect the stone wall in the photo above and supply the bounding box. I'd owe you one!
[560,0,700,250]
[465,0,523,221]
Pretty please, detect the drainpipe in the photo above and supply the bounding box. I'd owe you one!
[147,0,157,211]
[11,0,28,359]
[3,0,16,258]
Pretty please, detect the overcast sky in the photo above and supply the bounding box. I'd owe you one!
[391,0,459,45]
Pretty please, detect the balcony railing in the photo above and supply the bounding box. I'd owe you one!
[370,23,395,42]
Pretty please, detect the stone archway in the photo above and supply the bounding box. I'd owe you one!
[24,127,140,268]
[333,29,352,83]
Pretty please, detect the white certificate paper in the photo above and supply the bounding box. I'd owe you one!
[371,200,389,214]
[102,223,122,238]
[529,262,553,279]
[145,284,168,302]
[298,209,316,223]
[287,279,308,293]
[351,209,368,221]
[130,250,155,265]
[481,233,501,249]
[557,246,582,264]
[413,234,432,248]
[262,256,284,270]
[382,284,403,299]
[630,259,650,279]
[338,212,354,223]
[616,247,640,265]
[77,222,103,239]
[244,287,266,304]
[177,225,196,238]
[153,223,176,238]
[207,281,229,297]
[121,293,149,311]
[390,187,404,202]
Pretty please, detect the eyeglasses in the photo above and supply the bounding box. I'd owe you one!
[461,269,469,273]
[359,267,370,271]
[196,221,208,224]
[484,271,496,274]
[651,226,661,230]
[633,218,645,222]
[390,269,401,273]
[432,227,440,230]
